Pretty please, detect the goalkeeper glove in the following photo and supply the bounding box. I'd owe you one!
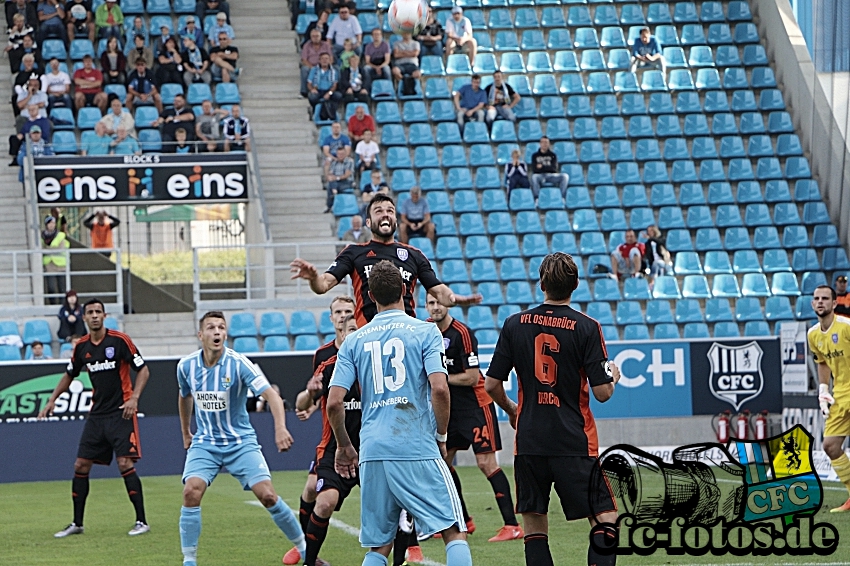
[819,383,835,417]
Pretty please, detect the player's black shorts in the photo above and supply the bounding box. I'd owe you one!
[514,455,616,520]
[447,404,502,454]
[308,458,317,475]
[315,457,359,511]
[77,413,141,465]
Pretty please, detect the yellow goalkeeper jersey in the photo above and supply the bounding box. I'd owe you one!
[808,315,850,405]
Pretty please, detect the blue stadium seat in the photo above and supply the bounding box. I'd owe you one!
[673,1,699,23]
[708,23,733,45]
[420,56,446,76]
[488,8,512,28]
[760,249,791,273]
[543,210,570,234]
[481,190,507,213]
[650,276,680,299]
[375,101,401,124]
[623,277,652,301]
[436,123,462,144]
[229,312,258,338]
[802,272,827,295]
[813,224,840,247]
[695,228,724,252]
[732,249,761,274]
[572,208,600,232]
[621,325,649,341]
[505,281,534,304]
[437,237,464,260]
[764,296,795,321]
[500,257,529,281]
[679,322,709,338]
[712,274,742,298]
[593,278,621,302]
[551,232,578,254]
[497,305,521,328]
[475,330,500,345]
[471,258,498,283]
[650,183,676,206]
[391,170,415,192]
[711,322,739,337]
[467,306,496,331]
[767,111,794,134]
[493,234,521,259]
[723,227,752,251]
[584,302,612,326]
[540,96,565,118]
[752,226,781,250]
[516,211,543,235]
[674,299,704,323]
[292,335,320,351]
[734,23,760,44]
[432,214,457,236]
[741,273,771,297]
[674,252,703,275]
[515,7,539,28]
[263,336,290,352]
[424,78,451,100]
[615,301,644,326]
[580,232,607,255]
[824,248,850,271]
[771,272,802,297]
[441,145,467,168]
[679,275,710,299]
[645,300,674,325]
[658,206,685,229]
[289,311,318,336]
[233,337,260,353]
[408,124,434,147]
[705,298,735,322]
[318,311,335,336]
[775,134,803,157]
[743,321,771,337]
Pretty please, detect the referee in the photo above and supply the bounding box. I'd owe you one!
[485,253,621,566]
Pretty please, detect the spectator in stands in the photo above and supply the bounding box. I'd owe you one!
[181,35,211,87]
[100,35,126,85]
[41,214,66,304]
[13,55,41,100]
[83,208,120,252]
[453,73,486,132]
[303,9,331,45]
[196,0,230,27]
[153,93,194,143]
[399,186,435,245]
[15,33,42,75]
[209,32,239,83]
[94,0,122,45]
[195,99,228,152]
[444,6,476,66]
[354,128,378,177]
[206,11,234,48]
[484,70,519,127]
[126,33,153,69]
[9,101,50,163]
[347,104,373,144]
[50,206,68,233]
[15,73,48,131]
[6,0,38,31]
[307,52,341,115]
[156,35,183,86]
[31,340,50,359]
[37,0,67,46]
[642,225,671,281]
[172,127,193,153]
[322,120,349,177]
[835,275,850,315]
[530,136,568,200]
[58,289,85,339]
[505,149,529,193]
[611,229,645,280]
[17,126,53,184]
[179,15,203,48]
[630,26,666,80]
[125,57,162,112]
[339,53,368,104]
[6,13,34,73]
[73,54,107,112]
[320,0,355,15]
[361,168,389,208]
[125,15,148,50]
[363,27,390,91]
[300,28,332,97]
[392,32,420,96]
[151,22,174,57]
[41,56,72,111]
[222,104,250,152]
[81,121,112,156]
[338,38,356,70]
[66,0,94,43]
[109,125,140,155]
[342,214,370,243]
[324,145,354,213]
[99,93,135,136]
[327,5,361,59]
[417,10,443,58]
[61,335,81,358]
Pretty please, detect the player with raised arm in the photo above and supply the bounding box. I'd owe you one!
[808,285,850,512]
[290,193,482,327]
[484,253,621,566]
[425,294,523,542]
[327,260,474,566]
[177,311,305,566]
[39,299,151,538]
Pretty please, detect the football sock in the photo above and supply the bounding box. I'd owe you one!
[831,454,850,496]
[445,539,473,566]
[72,472,89,527]
[588,524,617,566]
[299,496,316,533]
[267,496,306,558]
[362,551,389,566]
[121,467,146,524]
[304,511,330,566]
[524,533,554,566]
[392,528,410,566]
[487,468,519,526]
[449,466,471,522]
[179,506,201,564]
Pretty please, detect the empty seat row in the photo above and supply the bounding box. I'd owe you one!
[229,311,334,338]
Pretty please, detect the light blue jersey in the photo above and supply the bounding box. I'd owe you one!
[330,309,448,462]
[177,348,270,447]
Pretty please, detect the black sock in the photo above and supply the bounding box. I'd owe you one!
[72,472,89,527]
[487,468,518,526]
[304,511,329,566]
[449,467,471,522]
[299,496,316,533]
[121,467,146,524]
[525,533,554,566]
[393,527,410,566]
[588,524,617,566]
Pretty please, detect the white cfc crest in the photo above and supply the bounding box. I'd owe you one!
[707,342,764,411]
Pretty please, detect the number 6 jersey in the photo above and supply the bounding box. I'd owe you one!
[487,304,612,458]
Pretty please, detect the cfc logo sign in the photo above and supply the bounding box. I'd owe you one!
[708,342,764,410]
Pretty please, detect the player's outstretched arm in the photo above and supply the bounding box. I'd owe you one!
[448,367,480,387]
[484,376,517,429]
[428,371,451,460]
[327,385,358,478]
[120,365,150,420]
[36,373,74,419]
[428,283,483,308]
[289,258,339,295]
[178,394,195,449]
[262,386,293,451]
[590,361,621,403]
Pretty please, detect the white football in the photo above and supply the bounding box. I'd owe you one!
[387,0,429,35]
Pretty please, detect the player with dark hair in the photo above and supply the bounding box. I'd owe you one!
[283,295,356,566]
[39,298,151,538]
[177,311,305,566]
[328,260,473,566]
[425,294,522,542]
[290,193,482,327]
[808,284,850,512]
[484,252,621,566]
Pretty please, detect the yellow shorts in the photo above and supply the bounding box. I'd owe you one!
[825,401,850,438]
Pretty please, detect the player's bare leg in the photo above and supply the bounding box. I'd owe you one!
[284,474,318,564]
[54,457,94,538]
[117,456,149,535]
[824,435,850,512]
[180,477,208,566]
[251,480,307,561]
[303,488,339,566]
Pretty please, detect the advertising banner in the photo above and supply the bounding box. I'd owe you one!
[779,321,810,393]
[33,153,248,206]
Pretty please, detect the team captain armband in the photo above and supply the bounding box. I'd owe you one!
[251,375,270,393]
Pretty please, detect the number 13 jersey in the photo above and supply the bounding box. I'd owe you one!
[487,304,612,458]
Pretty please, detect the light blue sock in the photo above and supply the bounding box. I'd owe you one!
[179,506,201,565]
[446,539,473,566]
[362,551,389,566]
[267,497,306,558]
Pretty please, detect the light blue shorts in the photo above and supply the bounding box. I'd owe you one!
[182,440,271,491]
[359,458,466,548]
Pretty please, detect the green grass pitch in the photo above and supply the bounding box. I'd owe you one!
[2,467,849,565]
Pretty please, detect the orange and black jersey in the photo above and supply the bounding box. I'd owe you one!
[312,341,362,461]
[487,304,612,458]
[325,240,441,325]
[67,329,146,417]
[435,317,491,412]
